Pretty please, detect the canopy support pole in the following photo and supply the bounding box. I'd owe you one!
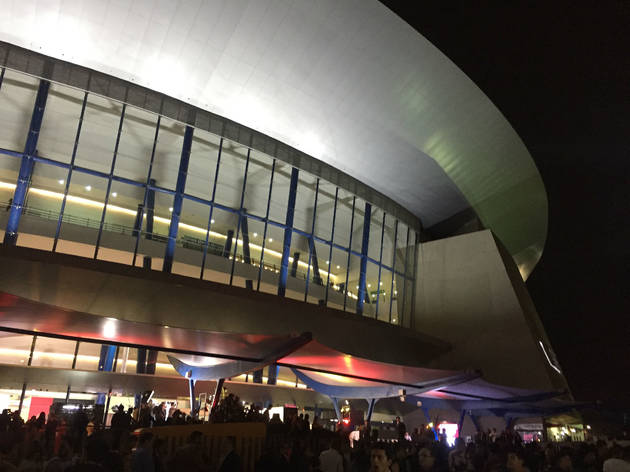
[331,397,342,421]
[188,377,196,419]
[422,407,438,440]
[209,378,225,418]
[366,398,377,424]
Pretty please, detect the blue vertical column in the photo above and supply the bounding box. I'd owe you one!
[163,126,194,273]
[4,79,50,245]
[356,203,372,315]
[278,168,299,297]
[98,345,116,372]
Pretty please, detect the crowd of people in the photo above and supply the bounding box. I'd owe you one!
[0,397,627,472]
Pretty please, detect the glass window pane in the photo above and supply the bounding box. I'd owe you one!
[185,129,221,200]
[214,140,248,210]
[346,253,361,313]
[97,180,144,265]
[293,172,318,233]
[313,182,336,241]
[136,189,174,271]
[243,150,273,218]
[382,214,397,269]
[268,163,291,224]
[32,337,76,369]
[12,162,66,251]
[333,190,354,249]
[0,69,38,152]
[368,208,385,261]
[406,229,417,279]
[256,223,284,294]
[75,342,102,371]
[363,262,380,318]
[351,198,366,254]
[75,94,123,174]
[284,232,308,301]
[171,197,212,278]
[38,83,85,164]
[0,332,34,365]
[395,221,409,275]
[377,269,395,323]
[305,239,330,305]
[152,117,185,191]
[55,172,108,257]
[115,105,159,182]
[327,247,348,311]
[200,207,237,285]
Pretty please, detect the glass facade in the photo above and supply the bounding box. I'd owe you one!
[0,68,419,327]
[0,329,307,423]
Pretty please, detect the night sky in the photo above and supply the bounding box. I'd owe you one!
[382,2,629,404]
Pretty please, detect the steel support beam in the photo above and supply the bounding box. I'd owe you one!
[357,202,372,315]
[278,167,299,297]
[4,79,49,245]
[163,125,194,273]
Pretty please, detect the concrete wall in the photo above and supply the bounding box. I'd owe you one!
[414,229,567,391]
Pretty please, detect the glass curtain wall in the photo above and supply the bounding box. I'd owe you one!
[0,68,418,327]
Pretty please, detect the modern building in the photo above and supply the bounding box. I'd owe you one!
[0,1,569,435]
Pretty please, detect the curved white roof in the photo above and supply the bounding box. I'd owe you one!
[0,0,546,278]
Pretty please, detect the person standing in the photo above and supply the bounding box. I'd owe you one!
[319,439,343,472]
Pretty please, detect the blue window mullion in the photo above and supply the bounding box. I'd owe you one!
[229,148,251,286]
[163,125,194,273]
[93,103,127,259]
[303,179,320,302]
[200,138,224,280]
[3,79,50,245]
[343,196,356,312]
[132,115,161,266]
[277,167,299,297]
[324,187,339,306]
[256,159,276,291]
[53,91,88,252]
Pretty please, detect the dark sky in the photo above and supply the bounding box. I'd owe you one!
[381,2,630,404]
